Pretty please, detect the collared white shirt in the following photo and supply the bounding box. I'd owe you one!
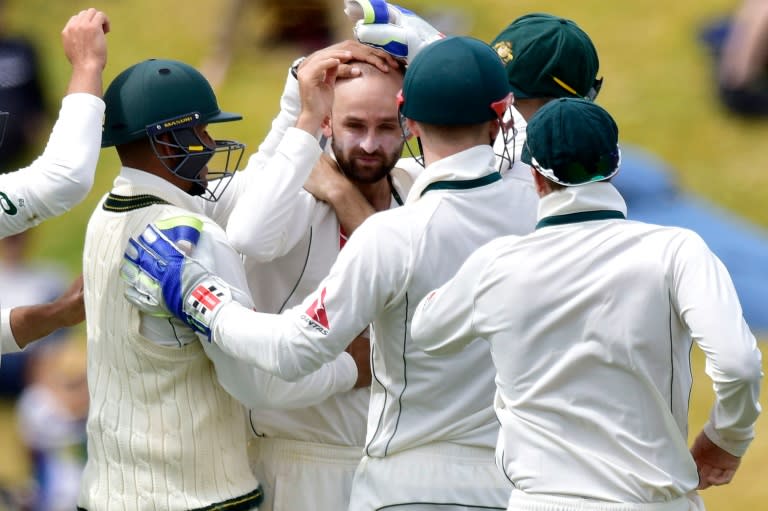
[411,182,762,502]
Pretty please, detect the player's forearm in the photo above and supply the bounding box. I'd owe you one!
[33,94,104,213]
[8,302,70,349]
[325,182,376,235]
[703,359,762,457]
[0,308,22,356]
[211,303,344,382]
[207,340,356,410]
[66,62,104,96]
[227,128,322,260]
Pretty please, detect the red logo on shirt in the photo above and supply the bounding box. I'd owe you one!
[305,287,330,329]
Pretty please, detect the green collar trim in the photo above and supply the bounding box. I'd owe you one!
[420,172,502,197]
[536,209,625,229]
[103,193,169,212]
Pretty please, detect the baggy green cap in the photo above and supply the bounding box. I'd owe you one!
[102,59,241,147]
[522,98,620,186]
[490,13,600,100]
[400,36,510,125]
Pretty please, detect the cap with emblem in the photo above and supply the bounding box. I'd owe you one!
[522,98,620,186]
[490,13,601,101]
[399,35,511,125]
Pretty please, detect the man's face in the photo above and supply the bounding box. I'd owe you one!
[330,71,404,184]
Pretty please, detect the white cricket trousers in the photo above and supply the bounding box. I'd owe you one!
[248,436,362,511]
[348,441,511,510]
[505,490,706,511]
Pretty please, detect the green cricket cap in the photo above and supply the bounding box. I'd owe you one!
[490,13,600,100]
[400,36,510,125]
[522,97,620,186]
[102,59,241,147]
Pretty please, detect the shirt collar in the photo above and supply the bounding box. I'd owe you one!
[405,145,497,204]
[112,167,204,214]
[537,182,627,222]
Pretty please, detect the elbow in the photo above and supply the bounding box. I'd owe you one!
[717,349,763,385]
[227,220,286,262]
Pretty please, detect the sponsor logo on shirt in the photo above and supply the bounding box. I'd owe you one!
[302,287,330,335]
[0,192,18,215]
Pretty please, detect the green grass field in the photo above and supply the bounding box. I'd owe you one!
[1,0,767,509]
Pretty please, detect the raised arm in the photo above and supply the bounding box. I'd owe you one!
[0,9,108,238]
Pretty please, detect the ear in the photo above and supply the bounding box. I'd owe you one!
[489,119,501,142]
[321,115,332,139]
[531,167,553,196]
[153,132,177,157]
[405,118,420,138]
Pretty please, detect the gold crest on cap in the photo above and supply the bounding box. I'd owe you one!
[494,41,514,64]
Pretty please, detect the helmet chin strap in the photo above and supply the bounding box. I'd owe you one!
[494,107,517,173]
[399,116,425,168]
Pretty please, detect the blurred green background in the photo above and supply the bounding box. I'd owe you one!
[1,0,766,509]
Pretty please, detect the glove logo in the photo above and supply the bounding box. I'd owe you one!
[303,287,330,334]
[188,281,226,316]
[493,41,514,64]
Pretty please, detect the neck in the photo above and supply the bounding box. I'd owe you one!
[356,177,393,211]
[515,98,553,122]
[422,141,482,167]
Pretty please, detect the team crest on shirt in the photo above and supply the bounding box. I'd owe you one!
[494,41,513,64]
[301,287,330,335]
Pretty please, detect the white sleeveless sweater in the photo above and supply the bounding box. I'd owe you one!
[78,192,258,510]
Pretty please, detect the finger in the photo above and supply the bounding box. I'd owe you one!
[324,63,340,87]
[93,12,110,33]
[337,63,362,79]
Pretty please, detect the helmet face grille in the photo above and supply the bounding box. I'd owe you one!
[149,125,245,202]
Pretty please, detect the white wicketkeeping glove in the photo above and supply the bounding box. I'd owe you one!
[344,0,444,63]
[120,216,233,340]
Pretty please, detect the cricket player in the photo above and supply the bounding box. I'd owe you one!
[122,36,525,509]
[349,0,605,238]
[1,9,107,363]
[411,98,763,510]
[78,55,370,511]
[225,47,412,510]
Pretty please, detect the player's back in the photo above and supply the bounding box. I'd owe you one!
[363,154,536,456]
[482,215,731,501]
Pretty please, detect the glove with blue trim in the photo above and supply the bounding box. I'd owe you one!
[120,216,233,340]
[344,0,444,63]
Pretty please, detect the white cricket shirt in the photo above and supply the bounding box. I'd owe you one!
[0,93,104,238]
[411,182,763,503]
[229,127,415,446]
